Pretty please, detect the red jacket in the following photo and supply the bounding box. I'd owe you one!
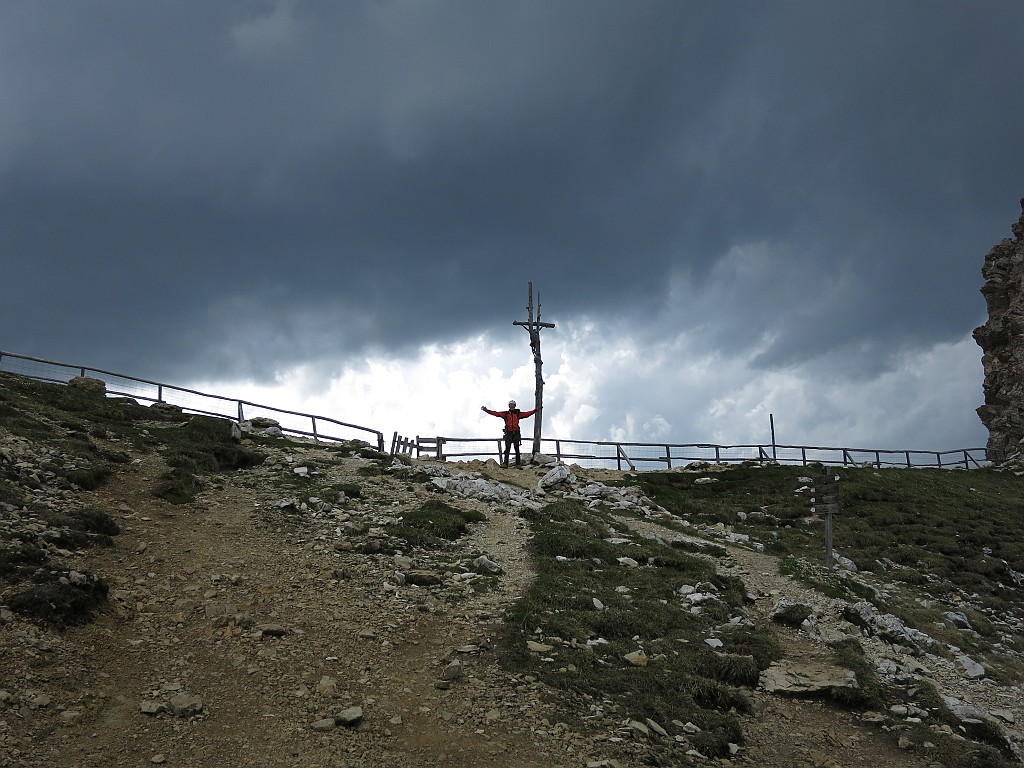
[483,407,537,432]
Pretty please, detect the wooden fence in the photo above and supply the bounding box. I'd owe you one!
[390,434,992,471]
[1,349,993,472]
[0,350,385,452]
[390,433,445,459]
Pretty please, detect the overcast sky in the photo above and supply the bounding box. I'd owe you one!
[2,1,1021,453]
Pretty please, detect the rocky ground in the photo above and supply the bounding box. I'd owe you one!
[1,402,1022,767]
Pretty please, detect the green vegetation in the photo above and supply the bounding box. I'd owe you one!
[149,415,265,503]
[771,600,813,628]
[0,373,265,502]
[503,468,1024,766]
[778,555,878,602]
[828,638,887,710]
[6,574,110,630]
[0,373,154,440]
[318,481,363,500]
[389,499,486,548]
[500,499,781,761]
[631,465,1024,619]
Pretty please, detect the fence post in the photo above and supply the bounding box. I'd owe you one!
[825,506,834,569]
[616,444,636,472]
[935,452,942,468]
[556,440,562,463]
[237,401,244,424]
[312,417,319,442]
[437,437,444,461]
[905,451,911,468]
[665,444,671,469]
[157,384,163,403]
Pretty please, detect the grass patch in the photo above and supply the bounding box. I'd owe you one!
[0,542,48,579]
[319,482,363,500]
[66,466,113,491]
[0,477,25,507]
[828,638,887,710]
[771,601,813,628]
[6,572,110,630]
[630,464,1024,613]
[899,725,1010,767]
[389,500,486,547]
[500,498,777,758]
[779,556,878,602]
[149,415,265,503]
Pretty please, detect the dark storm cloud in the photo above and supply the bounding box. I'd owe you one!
[0,0,1020,384]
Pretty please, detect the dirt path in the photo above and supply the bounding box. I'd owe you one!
[3,450,595,768]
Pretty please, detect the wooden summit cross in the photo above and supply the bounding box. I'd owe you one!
[513,282,555,455]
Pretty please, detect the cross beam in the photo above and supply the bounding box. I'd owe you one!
[512,282,554,455]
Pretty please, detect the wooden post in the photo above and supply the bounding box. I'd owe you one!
[770,413,777,460]
[825,506,834,569]
[812,473,840,569]
[513,282,555,457]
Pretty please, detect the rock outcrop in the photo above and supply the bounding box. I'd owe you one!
[974,198,1024,461]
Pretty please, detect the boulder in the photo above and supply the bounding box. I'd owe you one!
[759,660,858,694]
[539,464,575,490]
[166,693,203,717]
[248,417,281,430]
[67,376,106,395]
[623,650,648,667]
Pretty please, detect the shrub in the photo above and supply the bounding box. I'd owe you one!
[66,466,112,490]
[7,572,109,629]
[390,500,486,547]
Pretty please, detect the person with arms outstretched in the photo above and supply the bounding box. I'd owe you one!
[481,400,538,467]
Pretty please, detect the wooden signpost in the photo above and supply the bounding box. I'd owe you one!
[512,282,554,456]
[811,473,841,568]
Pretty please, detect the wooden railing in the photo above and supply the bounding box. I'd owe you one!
[1,349,992,471]
[391,435,992,470]
[0,350,385,452]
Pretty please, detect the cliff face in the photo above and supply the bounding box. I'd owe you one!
[973,198,1024,460]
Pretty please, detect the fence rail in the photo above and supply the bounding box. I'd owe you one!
[1,350,993,471]
[0,351,385,452]
[393,435,992,471]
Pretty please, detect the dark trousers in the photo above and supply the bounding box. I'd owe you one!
[502,430,522,465]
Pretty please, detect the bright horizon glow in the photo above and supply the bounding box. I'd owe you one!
[182,323,988,454]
